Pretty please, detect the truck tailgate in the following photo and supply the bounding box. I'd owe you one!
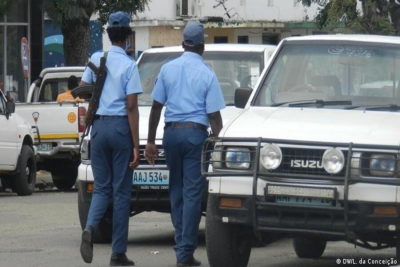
[15,102,88,141]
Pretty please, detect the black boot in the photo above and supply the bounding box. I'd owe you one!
[110,253,135,266]
[80,226,94,263]
[177,257,201,267]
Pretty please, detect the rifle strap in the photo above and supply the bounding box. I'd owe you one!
[79,51,109,146]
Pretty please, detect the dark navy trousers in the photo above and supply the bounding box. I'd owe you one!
[86,116,133,254]
[163,124,208,263]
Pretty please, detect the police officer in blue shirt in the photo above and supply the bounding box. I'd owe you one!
[145,21,225,267]
[79,11,142,266]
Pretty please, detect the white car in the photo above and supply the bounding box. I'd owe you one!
[204,35,400,267]
[0,90,37,196]
[76,43,277,243]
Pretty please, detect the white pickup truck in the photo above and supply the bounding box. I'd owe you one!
[203,35,400,267]
[0,90,37,196]
[76,44,277,242]
[15,67,87,190]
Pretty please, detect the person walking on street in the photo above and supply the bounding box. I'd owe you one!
[79,11,142,266]
[145,21,225,267]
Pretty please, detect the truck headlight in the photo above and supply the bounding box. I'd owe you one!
[322,148,344,174]
[260,144,282,170]
[81,139,90,160]
[370,154,396,177]
[225,147,251,169]
[211,146,223,169]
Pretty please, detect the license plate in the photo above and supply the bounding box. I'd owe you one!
[133,170,169,189]
[275,196,333,206]
[36,143,52,152]
[267,185,336,199]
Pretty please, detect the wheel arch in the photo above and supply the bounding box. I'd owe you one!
[22,135,34,147]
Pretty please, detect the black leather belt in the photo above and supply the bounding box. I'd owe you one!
[165,122,208,131]
[94,115,127,120]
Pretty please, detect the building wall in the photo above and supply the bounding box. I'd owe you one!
[44,20,103,68]
[135,27,150,57]
[148,26,184,47]
[134,0,321,22]
[205,28,236,44]
[126,25,323,58]
[103,0,337,56]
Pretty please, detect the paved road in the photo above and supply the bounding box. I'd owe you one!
[0,178,399,267]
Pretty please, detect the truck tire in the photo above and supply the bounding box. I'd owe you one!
[205,196,252,267]
[51,161,79,190]
[77,190,112,243]
[293,238,327,259]
[12,145,36,196]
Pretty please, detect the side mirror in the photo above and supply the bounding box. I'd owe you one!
[71,85,94,99]
[6,100,15,114]
[234,87,253,109]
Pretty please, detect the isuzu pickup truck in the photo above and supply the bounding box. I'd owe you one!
[76,43,277,242]
[15,67,87,190]
[0,89,37,196]
[203,35,400,267]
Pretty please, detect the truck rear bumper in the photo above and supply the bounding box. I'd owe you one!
[78,162,208,214]
[77,163,172,214]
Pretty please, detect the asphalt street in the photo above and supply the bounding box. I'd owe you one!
[0,173,399,267]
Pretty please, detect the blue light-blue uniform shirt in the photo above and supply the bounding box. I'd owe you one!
[81,46,143,116]
[152,52,225,126]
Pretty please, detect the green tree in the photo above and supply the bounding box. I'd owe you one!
[302,0,400,35]
[0,0,13,17]
[41,0,150,66]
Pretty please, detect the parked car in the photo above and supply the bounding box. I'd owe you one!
[76,43,277,242]
[15,67,87,190]
[0,89,37,196]
[203,34,400,267]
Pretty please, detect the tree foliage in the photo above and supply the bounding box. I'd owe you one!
[41,0,150,66]
[0,0,13,18]
[302,0,400,35]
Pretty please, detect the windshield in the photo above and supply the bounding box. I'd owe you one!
[138,51,265,105]
[254,42,400,109]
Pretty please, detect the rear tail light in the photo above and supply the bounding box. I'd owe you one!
[78,106,86,132]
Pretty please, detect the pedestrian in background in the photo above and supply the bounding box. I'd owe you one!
[56,75,82,103]
[79,11,142,266]
[145,21,225,267]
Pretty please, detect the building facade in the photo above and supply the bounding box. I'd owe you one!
[103,0,329,58]
[1,0,43,102]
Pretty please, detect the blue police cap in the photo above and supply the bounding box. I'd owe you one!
[108,11,130,28]
[183,21,208,46]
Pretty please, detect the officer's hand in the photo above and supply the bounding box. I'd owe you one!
[129,148,140,169]
[145,143,158,166]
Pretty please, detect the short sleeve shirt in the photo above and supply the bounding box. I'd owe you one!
[151,52,225,126]
[81,46,143,116]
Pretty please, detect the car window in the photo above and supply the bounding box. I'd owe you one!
[138,50,265,106]
[38,78,81,102]
[255,43,400,107]
[138,52,181,105]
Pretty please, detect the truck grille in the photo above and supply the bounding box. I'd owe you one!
[272,147,347,177]
[203,137,400,187]
[139,145,166,165]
